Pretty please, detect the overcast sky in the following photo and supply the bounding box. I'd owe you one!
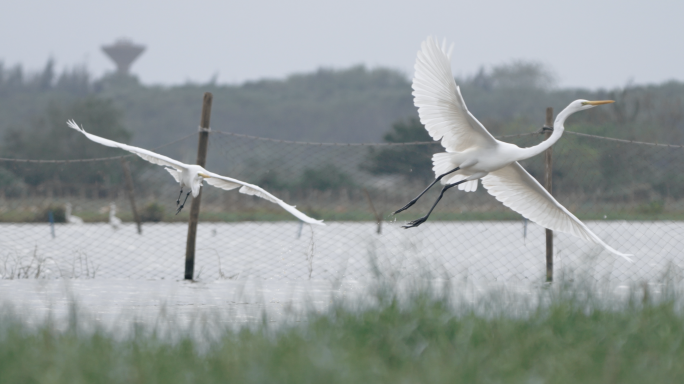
[1,0,682,89]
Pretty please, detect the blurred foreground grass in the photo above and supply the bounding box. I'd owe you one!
[1,282,683,383]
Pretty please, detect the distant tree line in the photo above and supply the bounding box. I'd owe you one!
[1,59,683,202]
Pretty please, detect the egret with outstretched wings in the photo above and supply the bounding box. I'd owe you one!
[66,120,324,226]
[394,37,630,260]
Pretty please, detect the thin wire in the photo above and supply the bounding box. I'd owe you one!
[213,130,539,146]
[565,130,684,149]
[212,130,438,146]
[0,132,199,163]
[1,127,679,164]
[498,132,541,139]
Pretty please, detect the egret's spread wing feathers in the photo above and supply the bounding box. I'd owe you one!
[481,163,632,261]
[165,168,181,183]
[67,120,324,225]
[202,176,241,192]
[204,172,325,226]
[67,120,186,172]
[413,37,498,153]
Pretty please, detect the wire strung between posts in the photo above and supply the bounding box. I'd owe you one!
[0,132,199,163]
[1,127,679,164]
[565,130,684,149]
[213,130,438,146]
[213,130,539,146]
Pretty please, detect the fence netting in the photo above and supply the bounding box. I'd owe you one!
[1,129,683,283]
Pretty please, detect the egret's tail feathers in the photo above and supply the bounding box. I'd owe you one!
[439,172,479,192]
[432,153,478,192]
[460,179,478,192]
[432,153,456,181]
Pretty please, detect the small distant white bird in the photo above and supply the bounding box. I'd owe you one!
[65,202,83,225]
[66,120,324,225]
[394,37,631,261]
[109,202,122,230]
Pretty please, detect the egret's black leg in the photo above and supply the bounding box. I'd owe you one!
[402,179,467,228]
[176,188,183,206]
[393,167,460,215]
[176,192,191,215]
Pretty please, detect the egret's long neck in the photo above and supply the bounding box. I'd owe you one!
[515,104,576,161]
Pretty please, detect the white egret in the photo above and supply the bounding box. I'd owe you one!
[109,202,122,230]
[66,120,324,225]
[65,203,83,225]
[394,37,631,261]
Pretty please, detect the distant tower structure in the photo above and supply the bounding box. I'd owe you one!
[101,38,145,75]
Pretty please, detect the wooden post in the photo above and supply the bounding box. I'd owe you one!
[120,159,142,234]
[544,107,554,282]
[362,188,382,234]
[185,92,213,280]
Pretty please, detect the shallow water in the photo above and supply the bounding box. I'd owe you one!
[1,221,682,282]
[0,278,360,328]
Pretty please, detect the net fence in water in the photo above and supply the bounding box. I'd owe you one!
[1,128,683,283]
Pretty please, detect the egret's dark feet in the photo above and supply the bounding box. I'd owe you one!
[176,192,191,215]
[393,200,418,215]
[393,167,461,215]
[402,216,428,228]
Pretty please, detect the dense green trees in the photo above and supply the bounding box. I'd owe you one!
[1,59,683,147]
[363,117,437,181]
[0,97,131,189]
[0,60,683,201]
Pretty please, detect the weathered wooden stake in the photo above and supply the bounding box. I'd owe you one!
[362,188,382,234]
[120,159,142,234]
[544,107,554,282]
[185,92,213,280]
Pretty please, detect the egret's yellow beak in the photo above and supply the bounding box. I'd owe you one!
[582,100,615,106]
[198,173,211,178]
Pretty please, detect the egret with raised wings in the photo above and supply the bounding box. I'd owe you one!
[394,37,630,260]
[66,120,324,226]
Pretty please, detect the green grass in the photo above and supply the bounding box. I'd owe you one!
[1,282,683,383]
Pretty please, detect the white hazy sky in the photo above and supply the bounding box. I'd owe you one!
[1,0,682,89]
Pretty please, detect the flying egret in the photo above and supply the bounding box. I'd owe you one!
[109,202,122,230]
[394,37,631,261]
[66,120,324,225]
[65,203,83,225]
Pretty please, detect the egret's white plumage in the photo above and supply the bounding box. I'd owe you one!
[399,37,631,261]
[66,120,324,225]
[109,202,122,230]
[65,203,83,225]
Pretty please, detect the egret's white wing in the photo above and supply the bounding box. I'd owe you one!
[204,172,325,226]
[413,37,498,153]
[165,168,181,183]
[67,120,187,171]
[481,162,632,261]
